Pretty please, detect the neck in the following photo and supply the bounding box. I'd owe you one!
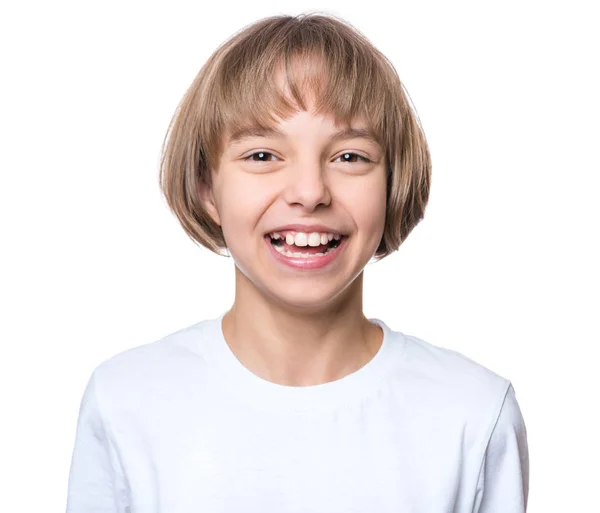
[221,266,383,387]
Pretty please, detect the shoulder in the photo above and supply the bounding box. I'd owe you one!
[389,328,527,474]
[399,330,510,395]
[89,319,209,405]
[386,327,513,428]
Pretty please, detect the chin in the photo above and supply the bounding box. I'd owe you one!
[264,279,357,312]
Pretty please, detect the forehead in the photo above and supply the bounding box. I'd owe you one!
[224,120,382,149]
[217,54,385,153]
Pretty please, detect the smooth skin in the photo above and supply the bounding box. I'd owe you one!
[200,98,388,387]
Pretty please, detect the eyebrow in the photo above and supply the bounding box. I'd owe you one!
[227,125,381,147]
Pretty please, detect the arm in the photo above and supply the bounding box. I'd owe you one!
[66,371,129,513]
[473,383,530,512]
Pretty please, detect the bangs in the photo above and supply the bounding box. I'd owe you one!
[206,17,393,163]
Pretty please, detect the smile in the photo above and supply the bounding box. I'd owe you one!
[264,233,348,270]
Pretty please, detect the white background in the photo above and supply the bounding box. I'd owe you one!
[1,1,598,511]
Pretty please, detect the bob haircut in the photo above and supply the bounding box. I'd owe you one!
[159,12,431,261]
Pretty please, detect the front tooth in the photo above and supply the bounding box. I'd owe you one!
[320,234,328,245]
[308,232,322,247]
[286,233,294,245]
[294,232,308,246]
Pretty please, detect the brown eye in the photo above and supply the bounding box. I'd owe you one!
[335,153,371,164]
[244,151,277,162]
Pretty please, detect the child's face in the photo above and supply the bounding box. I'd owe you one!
[204,106,387,311]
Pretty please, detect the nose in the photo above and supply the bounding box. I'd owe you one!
[282,158,331,212]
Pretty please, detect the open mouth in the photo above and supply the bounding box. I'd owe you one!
[264,233,346,258]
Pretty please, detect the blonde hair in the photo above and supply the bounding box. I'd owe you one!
[159,12,431,261]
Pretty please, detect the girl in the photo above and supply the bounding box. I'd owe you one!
[66,12,529,513]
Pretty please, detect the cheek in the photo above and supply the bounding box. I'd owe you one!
[345,174,387,232]
[218,176,276,241]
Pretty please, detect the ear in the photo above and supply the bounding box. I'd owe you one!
[198,179,221,227]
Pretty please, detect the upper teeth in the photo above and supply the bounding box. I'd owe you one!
[269,231,341,247]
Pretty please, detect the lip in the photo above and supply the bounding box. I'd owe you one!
[266,224,346,236]
[265,234,348,270]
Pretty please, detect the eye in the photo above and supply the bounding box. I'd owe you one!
[334,152,371,164]
[243,151,371,164]
[243,151,278,162]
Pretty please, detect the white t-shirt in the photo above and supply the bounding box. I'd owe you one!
[66,313,529,512]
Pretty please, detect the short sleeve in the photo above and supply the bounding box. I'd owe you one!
[473,383,530,513]
[66,371,129,513]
